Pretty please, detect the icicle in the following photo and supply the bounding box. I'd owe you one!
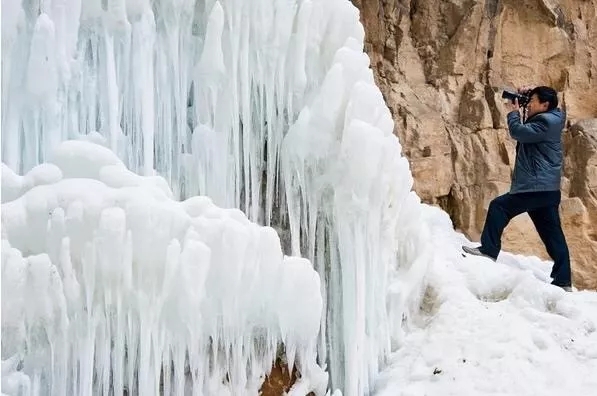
[2,0,434,395]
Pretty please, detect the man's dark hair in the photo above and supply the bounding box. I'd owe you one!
[528,86,558,110]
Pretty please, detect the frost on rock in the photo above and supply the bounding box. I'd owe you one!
[1,0,433,395]
[1,141,325,396]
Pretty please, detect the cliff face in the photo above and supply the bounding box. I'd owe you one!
[352,0,597,289]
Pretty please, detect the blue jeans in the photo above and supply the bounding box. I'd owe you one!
[479,190,571,287]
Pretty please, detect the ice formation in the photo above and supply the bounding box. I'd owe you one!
[2,141,325,395]
[2,0,432,395]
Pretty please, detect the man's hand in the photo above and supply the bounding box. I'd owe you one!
[506,98,520,113]
[518,85,535,95]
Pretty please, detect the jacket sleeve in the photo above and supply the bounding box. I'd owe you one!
[507,111,549,143]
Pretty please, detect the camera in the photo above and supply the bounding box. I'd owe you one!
[502,90,530,107]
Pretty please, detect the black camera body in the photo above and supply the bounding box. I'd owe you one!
[502,90,530,107]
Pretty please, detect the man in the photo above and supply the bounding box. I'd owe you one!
[462,86,572,291]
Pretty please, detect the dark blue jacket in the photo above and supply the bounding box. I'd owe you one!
[507,108,565,194]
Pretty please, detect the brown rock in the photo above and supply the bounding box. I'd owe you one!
[352,0,597,289]
[561,120,597,289]
[259,357,314,396]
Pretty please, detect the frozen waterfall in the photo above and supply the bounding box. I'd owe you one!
[1,0,432,395]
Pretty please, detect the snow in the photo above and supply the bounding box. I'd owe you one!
[2,0,597,396]
[373,206,597,396]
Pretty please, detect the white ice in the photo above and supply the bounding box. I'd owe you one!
[3,0,597,396]
[1,140,325,395]
[3,1,430,395]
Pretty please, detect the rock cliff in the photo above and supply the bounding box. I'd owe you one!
[352,0,597,289]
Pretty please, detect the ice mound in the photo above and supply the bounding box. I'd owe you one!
[1,141,326,395]
[1,163,62,203]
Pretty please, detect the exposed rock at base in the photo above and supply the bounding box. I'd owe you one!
[352,0,597,289]
[260,357,314,396]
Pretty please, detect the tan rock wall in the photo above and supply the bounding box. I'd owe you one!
[352,0,597,289]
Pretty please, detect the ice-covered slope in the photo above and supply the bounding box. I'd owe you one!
[3,0,596,396]
[5,144,595,396]
[373,206,597,396]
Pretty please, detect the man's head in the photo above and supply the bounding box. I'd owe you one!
[526,86,558,118]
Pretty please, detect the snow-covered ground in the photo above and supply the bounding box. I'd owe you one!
[374,206,597,396]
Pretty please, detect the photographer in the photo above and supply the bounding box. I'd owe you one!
[462,86,572,292]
